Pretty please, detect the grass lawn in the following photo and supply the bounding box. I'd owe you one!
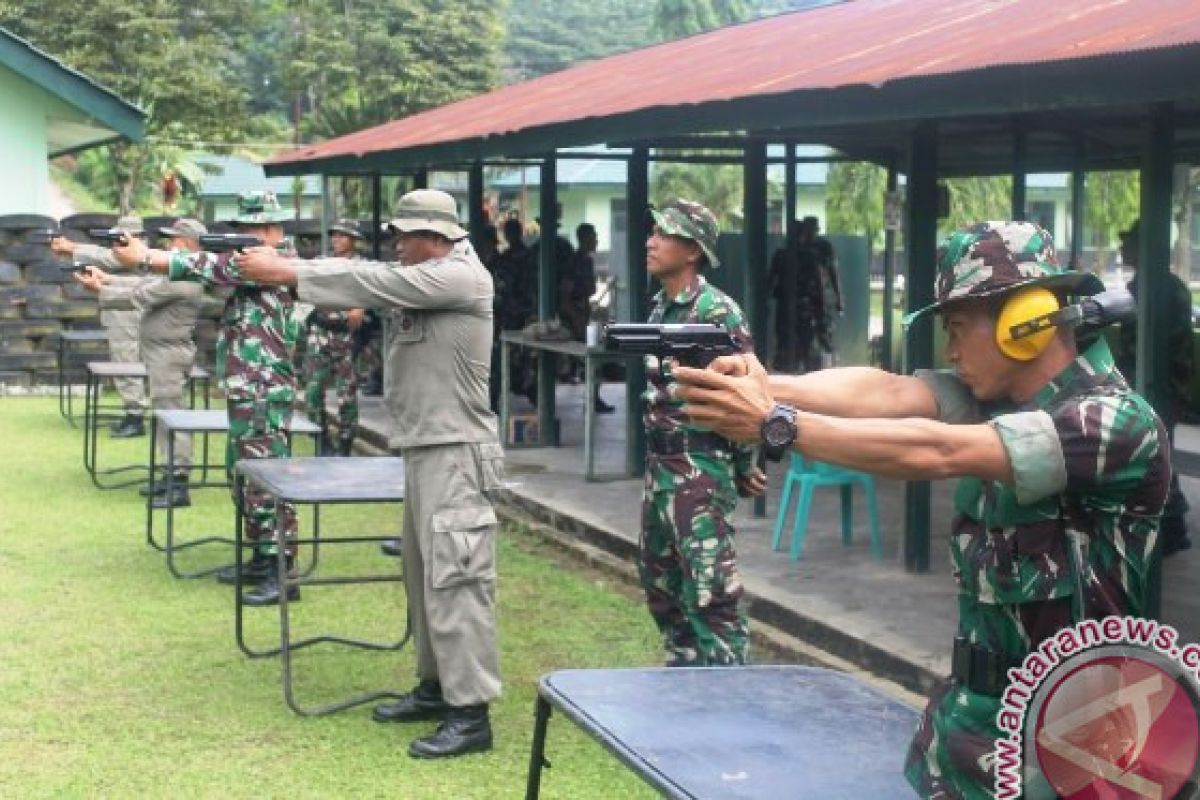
[0,397,662,798]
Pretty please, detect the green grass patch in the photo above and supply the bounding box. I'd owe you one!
[0,398,661,798]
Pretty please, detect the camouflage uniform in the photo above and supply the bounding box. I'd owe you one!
[302,231,361,454]
[900,222,1171,799]
[168,203,300,556]
[641,200,757,667]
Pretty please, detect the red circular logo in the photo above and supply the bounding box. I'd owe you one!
[1033,654,1200,799]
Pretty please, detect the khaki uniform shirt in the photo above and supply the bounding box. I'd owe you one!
[99,273,202,345]
[292,241,498,449]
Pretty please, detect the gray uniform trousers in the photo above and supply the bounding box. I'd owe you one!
[102,309,148,413]
[400,442,503,708]
[144,340,196,469]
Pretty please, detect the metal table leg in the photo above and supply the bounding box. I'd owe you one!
[525,695,554,800]
[585,353,596,481]
[500,338,511,445]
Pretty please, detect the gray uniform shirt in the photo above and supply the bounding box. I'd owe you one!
[75,244,129,329]
[294,241,498,449]
[99,274,203,345]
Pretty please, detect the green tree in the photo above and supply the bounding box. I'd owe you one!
[651,160,744,230]
[941,176,1013,236]
[653,0,751,39]
[504,0,655,80]
[1084,171,1139,272]
[0,0,260,212]
[825,162,888,250]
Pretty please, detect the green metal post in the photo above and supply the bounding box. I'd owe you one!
[468,160,485,252]
[538,154,559,446]
[1139,103,1174,620]
[881,161,898,372]
[370,172,383,260]
[412,169,428,190]
[784,142,797,233]
[1070,137,1086,269]
[743,142,769,517]
[904,122,939,574]
[626,147,649,477]
[1012,123,1027,222]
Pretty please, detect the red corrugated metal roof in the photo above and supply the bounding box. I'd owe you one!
[268,0,1200,168]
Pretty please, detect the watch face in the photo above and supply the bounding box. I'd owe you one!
[763,416,793,448]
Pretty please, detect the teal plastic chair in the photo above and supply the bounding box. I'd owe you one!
[771,453,883,562]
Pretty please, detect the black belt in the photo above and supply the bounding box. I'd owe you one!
[646,429,729,456]
[951,636,1024,696]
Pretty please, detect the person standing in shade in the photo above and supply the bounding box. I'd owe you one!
[71,218,207,508]
[236,189,503,759]
[112,191,303,607]
[1115,218,1194,556]
[640,198,766,667]
[53,215,150,437]
[303,219,365,456]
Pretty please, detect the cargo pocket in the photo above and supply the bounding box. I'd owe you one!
[430,505,498,589]
[476,442,506,499]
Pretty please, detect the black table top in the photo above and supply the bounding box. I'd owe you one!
[539,666,920,800]
[86,361,210,380]
[235,457,405,503]
[60,330,109,342]
[155,409,321,435]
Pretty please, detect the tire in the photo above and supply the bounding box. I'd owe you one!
[60,213,118,231]
[0,213,57,232]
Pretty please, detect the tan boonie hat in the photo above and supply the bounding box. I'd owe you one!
[328,219,363,239]
[115,215,145,235]
[158,218,208,239]
[388,189,467,241]
[650,199,721,268]
[903,221,1103,327]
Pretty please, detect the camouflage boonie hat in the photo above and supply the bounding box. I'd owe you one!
[903,221,1103,326]
[328,219,363,239]
[158,218,207,239]
[651,198,721,268]
[229,190,291,225]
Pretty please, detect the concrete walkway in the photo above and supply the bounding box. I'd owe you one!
[351,383,1200,695]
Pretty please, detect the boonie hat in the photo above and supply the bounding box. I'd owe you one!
[387,190,467,241]
[903,221,1103,327]
[229,190,291,225]
[650,199,721,268]
[158,218,208,239]
[329,219,364,239]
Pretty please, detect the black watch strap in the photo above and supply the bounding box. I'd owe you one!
[761,403,798,462]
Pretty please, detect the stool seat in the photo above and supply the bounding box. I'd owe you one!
[771,453,883,562]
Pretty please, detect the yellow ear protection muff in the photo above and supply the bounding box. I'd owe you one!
[995,286,1084,361]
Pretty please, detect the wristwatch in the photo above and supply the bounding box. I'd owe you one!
[760,403,798,461]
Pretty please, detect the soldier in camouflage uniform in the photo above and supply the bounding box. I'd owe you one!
[115,191,303,607]
[52,215,150,437]
[673,221,1170,800]
[641,199,766,667]
[303,219,364,456]
[1114,219,1193,557]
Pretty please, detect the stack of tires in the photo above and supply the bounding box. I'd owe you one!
[0,213,109,387]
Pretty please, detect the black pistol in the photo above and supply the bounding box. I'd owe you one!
[603,323,741,368]
[198,234,264,253]
[87,228,132,246]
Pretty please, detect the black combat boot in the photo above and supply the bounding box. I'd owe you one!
[241,557,300,606]
[379,537,403,557]
[216,551,272,586]
[139,478,169,497]
[336,435,354,457]
[408,704,493,759]
[110,414,145,438]
[372,680,450,723]
[151,482,191,509]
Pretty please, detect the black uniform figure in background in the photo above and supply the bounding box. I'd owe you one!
[1115,219,1194,556]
